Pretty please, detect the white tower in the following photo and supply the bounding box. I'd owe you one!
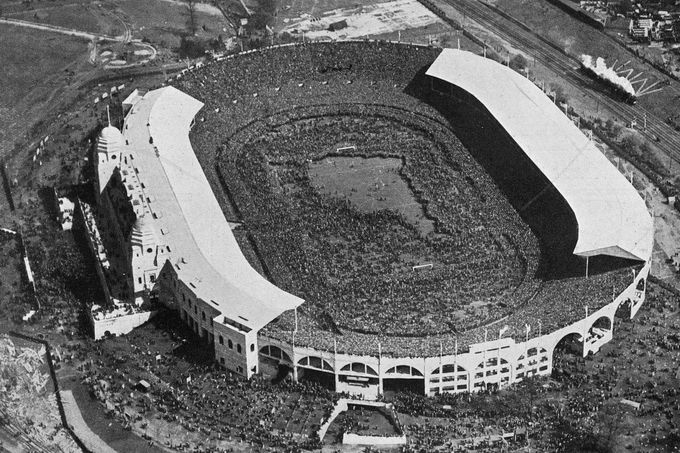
[130,213,161,295]
[95,107,123,196]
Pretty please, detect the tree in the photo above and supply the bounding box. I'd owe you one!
[185,0,197,36]
[509,54,528,73]
[618,0,633,15]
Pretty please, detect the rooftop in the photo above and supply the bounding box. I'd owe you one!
[426,49,653,262]
[122,86,304,331]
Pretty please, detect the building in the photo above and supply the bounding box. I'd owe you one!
[92,44,653,395]
[94,86,303,377]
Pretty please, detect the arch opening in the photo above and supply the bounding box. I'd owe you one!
[338,362,379,390]
[552,332,583,380]
[430,364,468,394]
[296,356,335,391]
[259,345,293,363]
[590,316,612,333]
[385,365,423,377]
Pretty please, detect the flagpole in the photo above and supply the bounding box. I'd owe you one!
[439,341,443,388]
[583,306,589,355]
[483,329,488,387]
[333,338,339,392]
[378,341,382,395]
[498,329,502,385]
[454,337,458,390]
[292,329,297,381]
[525,324,530,374]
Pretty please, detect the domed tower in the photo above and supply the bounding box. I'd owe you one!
[130,213,161,294]
[94,113,123,197]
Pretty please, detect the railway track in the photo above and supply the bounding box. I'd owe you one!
[437,0,680,166]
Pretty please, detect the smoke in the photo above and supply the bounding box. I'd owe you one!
[580,54,636,96]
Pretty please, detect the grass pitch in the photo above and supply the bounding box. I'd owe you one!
[309,155,436,235]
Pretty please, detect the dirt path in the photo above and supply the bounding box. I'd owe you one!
[60,390,118,453]
[0,17,118,41]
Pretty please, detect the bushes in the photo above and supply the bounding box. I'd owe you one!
[509,54,528,72]
[178,36,208,59]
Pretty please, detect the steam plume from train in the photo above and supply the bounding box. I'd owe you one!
[580,54,636,96]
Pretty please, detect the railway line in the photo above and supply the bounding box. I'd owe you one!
[438,0,680,167]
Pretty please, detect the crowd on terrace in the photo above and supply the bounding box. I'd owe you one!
[173,41,642,357]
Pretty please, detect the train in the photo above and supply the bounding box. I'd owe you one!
[580,63,638,105]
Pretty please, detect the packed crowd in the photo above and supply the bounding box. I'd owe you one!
[51,281,676,452]
[221,105,539,337]
[389,285,679,452]
[71,311,339,451]
[174,41,642,357]
[177,42,541,335]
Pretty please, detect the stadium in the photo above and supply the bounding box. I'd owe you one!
[93,41,653,398]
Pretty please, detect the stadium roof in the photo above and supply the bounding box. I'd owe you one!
[426,49,653,262]
[123,86,303,330]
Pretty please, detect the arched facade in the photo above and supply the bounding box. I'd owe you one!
[257,261,650,399]
[259,345,292,363]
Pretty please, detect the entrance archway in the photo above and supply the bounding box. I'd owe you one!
[383,365,425,394]
[551,332,583,379]
[297,356,336,391]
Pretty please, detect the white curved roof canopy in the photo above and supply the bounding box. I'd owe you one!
[426,49,653,262]
[124,86,303,331]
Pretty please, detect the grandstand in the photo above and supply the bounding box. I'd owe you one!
[92,41,653,397]
[426,49,653,262]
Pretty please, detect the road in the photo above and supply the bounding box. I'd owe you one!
[0,17,119,41]
[433,0,680,167]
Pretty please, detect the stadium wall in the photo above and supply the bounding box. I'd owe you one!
[259,262,649,398]
[157,262,258,377]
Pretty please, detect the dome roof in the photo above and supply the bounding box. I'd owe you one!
[131,214,157,252]
[97,125,123,155]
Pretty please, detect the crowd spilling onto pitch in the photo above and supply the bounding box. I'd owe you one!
[173,41,640,357]
[220,105,539,337]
